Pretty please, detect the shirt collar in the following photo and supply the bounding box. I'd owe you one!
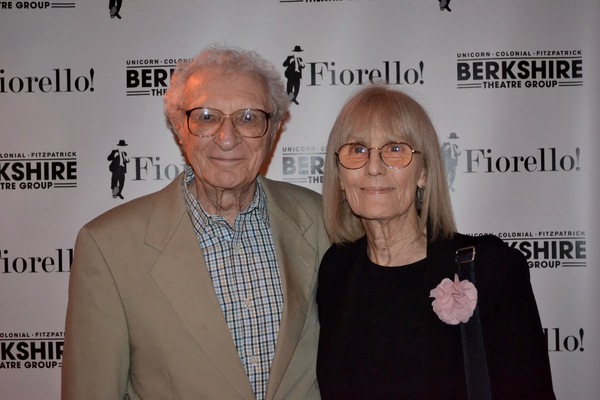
[181,165,269,226]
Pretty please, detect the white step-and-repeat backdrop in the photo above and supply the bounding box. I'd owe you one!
[1,1,598,398]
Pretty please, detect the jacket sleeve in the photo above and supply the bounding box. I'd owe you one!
[476,236,556,399]
[62,227,130,400]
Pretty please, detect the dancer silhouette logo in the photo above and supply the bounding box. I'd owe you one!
[109,0,123,19]
[107,140,130,199]
[282,45,305,105]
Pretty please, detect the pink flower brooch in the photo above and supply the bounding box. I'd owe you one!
[430,274,478,325]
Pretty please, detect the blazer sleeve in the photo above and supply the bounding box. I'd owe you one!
[476,236,556,399]
[62,227,130,400]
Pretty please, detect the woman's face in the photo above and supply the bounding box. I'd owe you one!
[338,127,426,226]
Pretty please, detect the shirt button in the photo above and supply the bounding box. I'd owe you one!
[244,298,252,308]
[250,355,259,365]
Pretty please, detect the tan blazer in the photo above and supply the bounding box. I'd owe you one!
[62,174,329,400]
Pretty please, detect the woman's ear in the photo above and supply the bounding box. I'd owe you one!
[417,167,427,189]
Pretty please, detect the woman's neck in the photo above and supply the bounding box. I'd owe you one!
[364,220,427,267]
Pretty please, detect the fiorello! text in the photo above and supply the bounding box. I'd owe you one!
[465,147,580,173]
[307,60,424,86]
[132,156,187,181]
[0,69,94,94]
[0,248,73,273]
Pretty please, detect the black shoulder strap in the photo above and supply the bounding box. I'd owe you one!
[455,243,492,400]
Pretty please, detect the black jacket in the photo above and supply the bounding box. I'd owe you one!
[317,233,555,399]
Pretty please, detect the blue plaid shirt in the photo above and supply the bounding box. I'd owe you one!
[182,166,283,400]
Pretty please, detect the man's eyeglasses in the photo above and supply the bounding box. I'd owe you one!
[185,107,271,138]
[336,141,421,170]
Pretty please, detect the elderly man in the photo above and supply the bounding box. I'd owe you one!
[62,45,329,400]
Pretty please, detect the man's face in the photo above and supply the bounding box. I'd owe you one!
[178,69,275,193]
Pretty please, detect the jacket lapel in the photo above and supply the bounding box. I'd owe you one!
[143,175,320,399]
[260,177,319,396]
[145,176,255,399]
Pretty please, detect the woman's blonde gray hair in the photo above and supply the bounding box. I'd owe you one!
[322,85,456,244]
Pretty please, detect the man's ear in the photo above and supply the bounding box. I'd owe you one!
[269,121,282,150]
[174,120,187,145]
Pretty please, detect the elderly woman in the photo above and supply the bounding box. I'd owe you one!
[63,45,329,400]
[316,85,555,399]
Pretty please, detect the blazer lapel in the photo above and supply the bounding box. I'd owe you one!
[260,178,319,396]
[145,176,255,399]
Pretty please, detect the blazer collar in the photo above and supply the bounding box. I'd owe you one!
[145,174,319,399]
[258,176,319,397]
[146,175,255,399]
